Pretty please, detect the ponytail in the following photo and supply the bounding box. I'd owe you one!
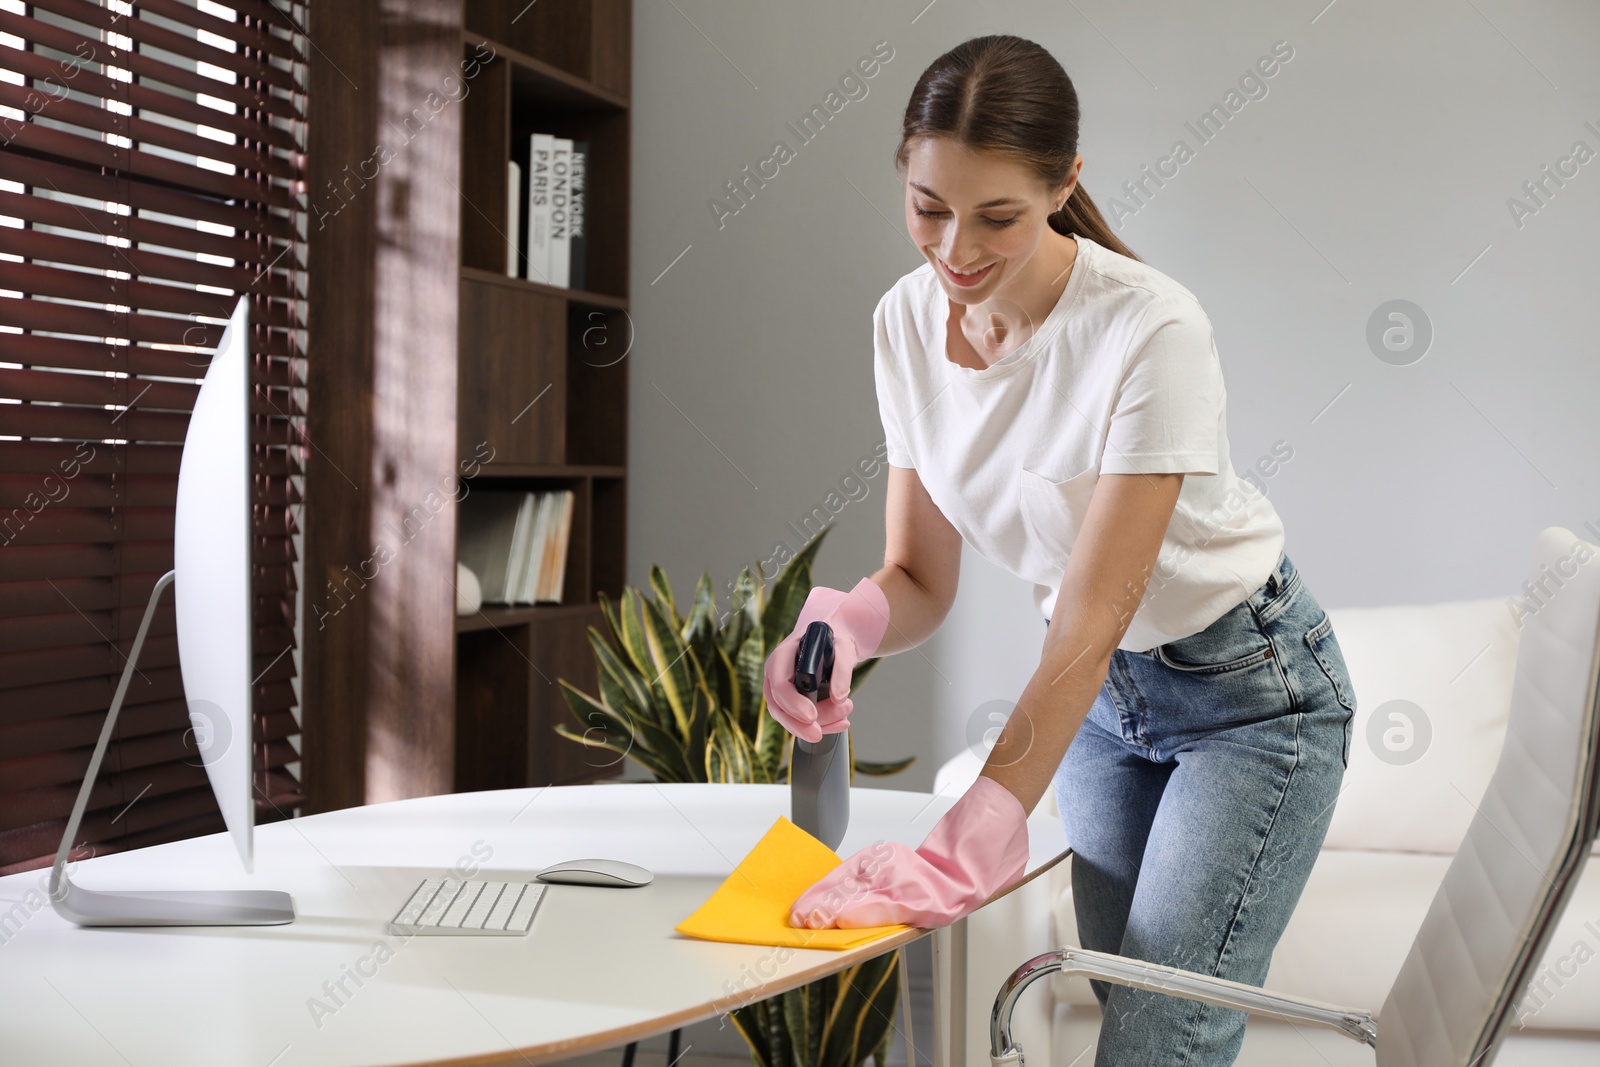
[1053,183,1139,262]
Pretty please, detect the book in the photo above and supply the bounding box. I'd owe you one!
[456,490,525,605]
[548,137,572,288]
[518,491,553,605]
[546,489,574,602]
[460,488,575,607]
[534,489,554,603]
[536,490,560,603]
[568,140,587,291]
[505,159,522,277]
[502,491,537,605]
[525,133,552,285]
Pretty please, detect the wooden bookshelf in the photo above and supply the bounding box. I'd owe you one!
[460,265,628,311]
[301,0,630,811]
[452,0,632,792]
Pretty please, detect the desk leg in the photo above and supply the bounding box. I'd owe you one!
[930,917,968,1067]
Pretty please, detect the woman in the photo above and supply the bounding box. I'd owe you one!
[762,34,1357,1066]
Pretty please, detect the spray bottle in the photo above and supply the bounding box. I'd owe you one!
[789,620,851,850]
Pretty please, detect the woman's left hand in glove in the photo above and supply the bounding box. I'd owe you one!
[788,775,1030,930]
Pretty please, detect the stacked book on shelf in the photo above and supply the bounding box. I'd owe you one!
[506,133,588,289]
[457,488,575,606]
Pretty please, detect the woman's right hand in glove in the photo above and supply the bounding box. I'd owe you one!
[762,577,891,743]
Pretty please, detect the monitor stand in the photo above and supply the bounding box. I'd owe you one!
[48,570,295,927]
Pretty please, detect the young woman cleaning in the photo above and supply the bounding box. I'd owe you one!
[762,34,1357,1066]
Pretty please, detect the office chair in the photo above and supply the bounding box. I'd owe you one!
[987,526,1600,1067]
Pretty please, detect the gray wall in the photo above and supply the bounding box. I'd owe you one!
[626,1,1600,792]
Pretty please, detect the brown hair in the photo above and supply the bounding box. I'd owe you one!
[894,34,1140,262]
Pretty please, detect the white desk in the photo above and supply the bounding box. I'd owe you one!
[0,783,1068,1067]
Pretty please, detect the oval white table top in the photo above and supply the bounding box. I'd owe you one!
[0,782,1069,1067]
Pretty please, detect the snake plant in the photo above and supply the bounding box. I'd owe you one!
[554,524,914,1066]
[553,524,913,784]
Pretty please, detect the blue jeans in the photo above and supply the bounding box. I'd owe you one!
[1050,551,1356,1066]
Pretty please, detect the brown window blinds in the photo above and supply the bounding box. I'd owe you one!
[0,0,308,876]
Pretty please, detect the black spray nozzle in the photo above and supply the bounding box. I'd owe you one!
[793,621,835,701]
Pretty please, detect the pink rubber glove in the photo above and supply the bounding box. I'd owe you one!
[789,776,1030,929]
[762,577,890,744]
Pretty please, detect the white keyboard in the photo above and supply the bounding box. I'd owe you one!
[388,878,547,936]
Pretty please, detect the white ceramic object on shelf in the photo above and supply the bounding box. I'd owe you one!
[456,561,483,616]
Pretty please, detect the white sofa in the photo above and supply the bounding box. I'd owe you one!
[934,595,1600,1066]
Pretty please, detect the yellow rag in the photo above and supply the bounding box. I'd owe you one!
[674,815,911,950]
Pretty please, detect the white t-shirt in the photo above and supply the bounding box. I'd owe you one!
[873,233,1285,652]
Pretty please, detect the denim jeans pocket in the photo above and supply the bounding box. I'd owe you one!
[1304,612,1358,767]
[1153,600,1276,674]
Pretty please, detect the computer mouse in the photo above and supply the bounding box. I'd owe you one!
[535,858,654,888]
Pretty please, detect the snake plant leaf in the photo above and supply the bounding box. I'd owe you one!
[745,731,774,786]
[597,588,623,647]
[648,563,682,630]
[813,972,835,1066]
[551,721,678,783]
[706,703,766,784]
[820,954,900,1067]
[731,956,903,1067]
[864,955,904,1066]
[754,711,787,783]
[587,626,653,721]
[742,630,789,779]
[552,682,634,749]
[552,684,680,783]
[703,734,725,785]
[782,977,817,1067]
[683,571,718,649]
[851,755,916,777]
[727,1000,773,1067]
[733,620,766,738]
[685,676,711,780]
[762,993,791,1067]
[586,672,693,781]
[757,996,783,1067]
[759,526,830,653]
[870,959,908,1067]
[717,564,760,658]
[584,627,697,779]
[615,586,655,678]
[548,718,630,761]
[646,677,678,754]
[547,723,626,773]
[643,673,707,780]
[703,706,731,784]
[554,676,626,733]
[870,1024,892,1067]
[640,591,698,739]
[691,636,723,713]
[716,694,764,783]
[711,640,740,729]
[613,711,695,782]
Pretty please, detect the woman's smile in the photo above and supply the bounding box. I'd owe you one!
[939,257,997,287]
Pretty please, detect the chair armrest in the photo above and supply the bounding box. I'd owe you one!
[989,947,1376,1064]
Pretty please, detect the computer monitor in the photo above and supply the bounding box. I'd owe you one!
[48,297,295,926]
